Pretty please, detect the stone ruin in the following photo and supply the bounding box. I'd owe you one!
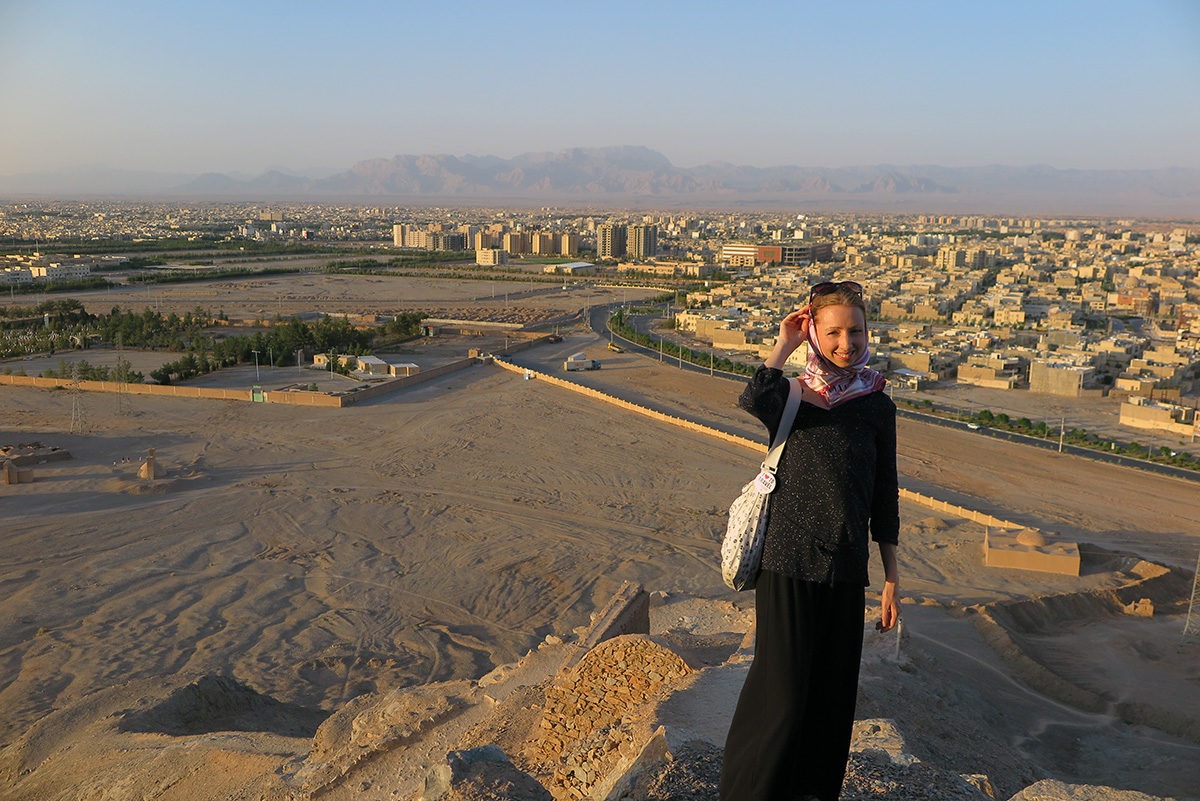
[287,581,696,801]
[1123,597,1155,617]
[138,448,164,480]
[984,526,1081,576]
[2,459,34,485]
[523,635,692,801]
[1,441,72,485]
[0,441,71,465]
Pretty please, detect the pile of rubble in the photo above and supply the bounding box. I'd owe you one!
[522,635,692,800]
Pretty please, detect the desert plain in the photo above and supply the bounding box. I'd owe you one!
[1,273,1199,800]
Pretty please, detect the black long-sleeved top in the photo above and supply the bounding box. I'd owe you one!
[739,366,899,586]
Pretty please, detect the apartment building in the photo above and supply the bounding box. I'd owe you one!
[1,266,33,284]
[30,263,91,282]
[776,243,833,265]
[530,232,558,256]
[597,224,627,259]
[720,243,757,267]
[473,231,501,251]
[560,233,581,256]
[628,224,658,259]
[428,232,465,251]
[503,232,530,256]
[476,248,509,266]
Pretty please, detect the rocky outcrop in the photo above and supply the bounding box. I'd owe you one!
[523,635,693,800]
[420,745,551,801]
[118,674,325,737]
[1008,780,1175,801]
[288,679,482,796]
[0,582,1187,801]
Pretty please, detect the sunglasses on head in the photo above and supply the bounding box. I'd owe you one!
[809,280,863,302]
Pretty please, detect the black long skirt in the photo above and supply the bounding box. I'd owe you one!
[719,571,866,801]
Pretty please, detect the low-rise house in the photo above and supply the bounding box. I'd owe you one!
[1120,396,1198,438]
[355,355,390,376]
[957,354,1024,389]
[1028,360,1103,397]
[886,348,962,381]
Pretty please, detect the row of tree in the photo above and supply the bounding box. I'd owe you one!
[145,317,379,384]
[40,357,144,383]
[139,313,424,384]
[608,308,755,377]
[2,302,426,384]
[900,399,1199,471]
[0,298,90,320]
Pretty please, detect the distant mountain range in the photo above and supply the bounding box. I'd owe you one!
[4,146,1200,216]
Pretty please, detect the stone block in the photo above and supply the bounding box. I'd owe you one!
[984,527,1080,576]
[421,745,550,801]
[1122,598,1154,617]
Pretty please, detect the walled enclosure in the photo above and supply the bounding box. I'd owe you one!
[495,359,1084,576]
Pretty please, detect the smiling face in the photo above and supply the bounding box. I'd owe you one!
[812,303,868,368]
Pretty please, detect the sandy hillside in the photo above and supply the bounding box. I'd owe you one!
[0,367,751,745]
[2,333,1199,800]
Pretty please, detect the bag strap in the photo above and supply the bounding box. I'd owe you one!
[761,378,801,473]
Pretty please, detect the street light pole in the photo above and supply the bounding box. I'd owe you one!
[251,349,260,382]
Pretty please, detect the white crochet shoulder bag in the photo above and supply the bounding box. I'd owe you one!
[721,378,801,591]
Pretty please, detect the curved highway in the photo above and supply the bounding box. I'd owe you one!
[587,304,746,382]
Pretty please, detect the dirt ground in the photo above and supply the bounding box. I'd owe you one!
[1,273,1199,800]
[67,271,644,320]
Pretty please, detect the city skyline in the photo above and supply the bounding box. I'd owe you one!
[2,0,1199,179]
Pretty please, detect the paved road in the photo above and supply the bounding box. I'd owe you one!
[587,304,747,383]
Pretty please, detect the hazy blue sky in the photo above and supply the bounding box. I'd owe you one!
[2,0,1198,175]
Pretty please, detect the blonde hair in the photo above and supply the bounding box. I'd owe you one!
[810,285,867,319]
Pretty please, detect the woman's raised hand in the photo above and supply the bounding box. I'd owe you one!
[765,305,812,369]
[778,305,811,351]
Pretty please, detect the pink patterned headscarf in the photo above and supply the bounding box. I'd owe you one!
[802,313,887,407]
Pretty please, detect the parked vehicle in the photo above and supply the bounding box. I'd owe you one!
[564,353,601,371]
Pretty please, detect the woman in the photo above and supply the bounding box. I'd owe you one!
[720,280,901,801]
